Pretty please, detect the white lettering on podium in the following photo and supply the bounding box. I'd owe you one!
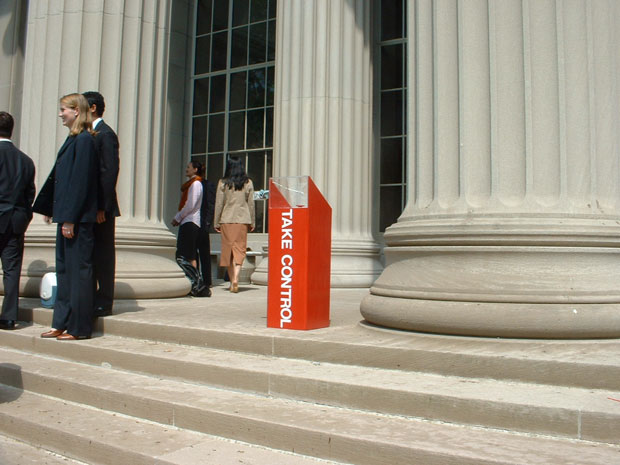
[281,209,293,249]
[280,209,294,327]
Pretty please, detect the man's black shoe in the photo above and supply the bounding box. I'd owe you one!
[191,286,211,298]
[0,320,16,330]
[94,307,113,317]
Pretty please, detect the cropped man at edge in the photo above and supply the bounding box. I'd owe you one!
[83,91,120,317]
[0,112,36,330]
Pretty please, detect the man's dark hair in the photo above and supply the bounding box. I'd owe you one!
[0,112,14,139]
[83,91,106,117]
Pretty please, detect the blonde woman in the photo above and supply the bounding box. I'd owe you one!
[34,93,99,340]
[214,157,255,293]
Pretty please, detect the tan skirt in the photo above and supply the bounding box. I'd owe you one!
[220,223,249,267]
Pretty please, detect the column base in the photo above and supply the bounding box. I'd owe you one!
[251,240,383,288]
[7,223,190,299]
[329,241,383,287]
[361,244,620,338]
[361,294,620,338]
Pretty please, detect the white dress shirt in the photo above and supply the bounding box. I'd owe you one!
[174,177,203,227]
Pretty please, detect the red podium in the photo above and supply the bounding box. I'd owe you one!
[267,176,332,330]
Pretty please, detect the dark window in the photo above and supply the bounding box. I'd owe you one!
[196,0,213,35]
[380,138,404,184]
[246,109,264,149]
[229,71,247,110]
[231,27,249,68]
[379,185,403,232]
[248,68,266,108]
[265,107,273,147]
[380,90,404,137]
[191,117,207,154]
[213,0,229,31]
[208,114,225,153]
[378,0,407,232]
[191,0,277,233]
[211,32,228,71]
[249,22,267,64]
[195,36,211,75]
[267,19,276,61]
[233,0,249,26]
[381,44,403,90]
[381,0,404,41]
[228,111,245,151]
[193,78,209,115]
[266,66,275,105]
[209,75,226,113]
[251,0,268,23]
[206,153,224,185]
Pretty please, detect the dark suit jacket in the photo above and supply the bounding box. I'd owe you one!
[0,141,35,234]
[201,179,216,229]
[93,120,120,217]
[33,132,98,224]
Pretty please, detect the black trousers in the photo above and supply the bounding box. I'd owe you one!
[177,222,200,261]
[52,223,95,337]
[196,227,212,287]
[93,213,116,310]
[0,225,24,321]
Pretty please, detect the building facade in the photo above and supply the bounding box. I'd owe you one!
[1,0,620,337]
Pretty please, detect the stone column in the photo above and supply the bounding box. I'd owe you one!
[18,0,189,298]
[0,0,26,145]
[361,0,620,337]
[253,0,383,287]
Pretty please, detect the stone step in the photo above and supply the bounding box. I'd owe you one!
[0,352,618,465]
[22,302,620,391]
[0,386,346,465]
[2,325,620,445]
[0,433,88,465]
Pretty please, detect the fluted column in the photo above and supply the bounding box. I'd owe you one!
[361,0,620,337]
[0,0,26,145]
[254,0,382,287]
[17,0,189,298]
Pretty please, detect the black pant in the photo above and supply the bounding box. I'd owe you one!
[0,225,24,321]
[52,223,95,337]
[93,214,116,310]
[196,227,212,287]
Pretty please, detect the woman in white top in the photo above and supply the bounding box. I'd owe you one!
[172,161,209,296]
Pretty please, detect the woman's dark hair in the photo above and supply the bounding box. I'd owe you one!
[223,156,249,191]
[190,160,204,177]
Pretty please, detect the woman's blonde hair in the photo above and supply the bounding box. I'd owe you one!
[60,93,94,136]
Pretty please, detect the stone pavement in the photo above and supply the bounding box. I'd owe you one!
[101,281,368,333]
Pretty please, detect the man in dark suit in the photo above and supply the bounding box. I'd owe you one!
[197,177,216,290]
[83,92,120,317]
[0,112,35,330]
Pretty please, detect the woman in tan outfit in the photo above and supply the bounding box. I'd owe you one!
[214,157,255,293]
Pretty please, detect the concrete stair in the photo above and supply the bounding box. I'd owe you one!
[0,294,619,464]
[0,434,87,465]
